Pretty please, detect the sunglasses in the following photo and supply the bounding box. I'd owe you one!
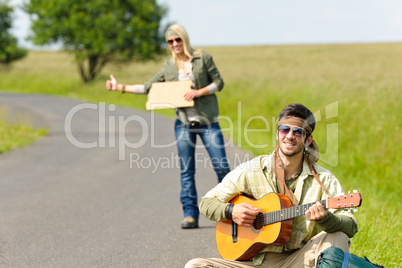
[277,125,310,138]
[167,37,182,45]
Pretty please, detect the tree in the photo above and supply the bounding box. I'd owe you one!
[0,1,28,65]
[24,0,167,82]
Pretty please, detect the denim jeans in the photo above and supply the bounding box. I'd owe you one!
[174,119,230,221]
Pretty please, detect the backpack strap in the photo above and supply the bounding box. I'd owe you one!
[342,252,350,268]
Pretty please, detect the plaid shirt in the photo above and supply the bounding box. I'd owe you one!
[201,150,357,262]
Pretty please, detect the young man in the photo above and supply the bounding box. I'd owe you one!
[185,103,358,268]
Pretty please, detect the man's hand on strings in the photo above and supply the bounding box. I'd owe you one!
[232,203,259,227]
[305,202,328,221]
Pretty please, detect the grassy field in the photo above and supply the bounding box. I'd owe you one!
[1,43,401,267]
[0,109,47,154]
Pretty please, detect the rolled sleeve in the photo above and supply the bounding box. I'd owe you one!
[203,52,224,91]
[133,85,146,94]
[206,82,219,95]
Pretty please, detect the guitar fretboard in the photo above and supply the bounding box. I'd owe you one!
[263,200,327,225]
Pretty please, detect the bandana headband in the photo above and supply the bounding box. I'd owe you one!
[278,116,319,162]
[166,29,179,41]
[278,116,313,135]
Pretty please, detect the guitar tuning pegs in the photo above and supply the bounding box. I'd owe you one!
[348,191,350,194]
[353,209,358,213]
[353,190,358,193]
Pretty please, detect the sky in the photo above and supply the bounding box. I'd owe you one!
[9,0,402,49]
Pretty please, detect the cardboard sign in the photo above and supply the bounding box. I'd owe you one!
[146,80,194,110]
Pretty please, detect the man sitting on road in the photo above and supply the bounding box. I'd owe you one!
[185,103,358,268]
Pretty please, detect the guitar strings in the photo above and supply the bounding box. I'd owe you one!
[253,200,327,227]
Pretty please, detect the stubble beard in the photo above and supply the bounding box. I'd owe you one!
[279,140,305,158]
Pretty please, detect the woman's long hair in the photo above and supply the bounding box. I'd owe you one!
[165,24,200,64]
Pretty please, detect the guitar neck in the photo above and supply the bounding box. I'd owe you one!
[263,200,327,225]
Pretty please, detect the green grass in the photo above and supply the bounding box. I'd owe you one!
[1,44,401,267]
[0,110,48,153]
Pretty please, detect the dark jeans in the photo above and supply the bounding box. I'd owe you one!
[174,120,230,221]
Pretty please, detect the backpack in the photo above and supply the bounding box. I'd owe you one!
[316,247,384,268]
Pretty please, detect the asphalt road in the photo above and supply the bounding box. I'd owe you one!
[0,92,252,268]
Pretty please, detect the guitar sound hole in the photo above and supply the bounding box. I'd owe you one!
[253,212,264,230]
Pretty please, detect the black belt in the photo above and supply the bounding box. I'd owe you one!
[188,121,200,127]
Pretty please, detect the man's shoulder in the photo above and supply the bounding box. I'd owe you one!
[311,163,341,186]
[313,162,330,172]
[235,154,273,171]
[314,163,336,177]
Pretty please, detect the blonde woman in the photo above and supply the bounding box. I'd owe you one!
[106,24,230,229]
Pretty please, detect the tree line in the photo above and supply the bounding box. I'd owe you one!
[1,0,169,82]
[0,1,27,65]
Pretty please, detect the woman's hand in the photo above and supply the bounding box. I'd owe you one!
[106,74,118,91]
[184,89,200,101]
[183,88,208,101]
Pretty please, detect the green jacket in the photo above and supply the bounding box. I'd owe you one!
[144,50,224,125]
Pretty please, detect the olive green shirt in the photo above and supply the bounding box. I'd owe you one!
[143,50,224,125]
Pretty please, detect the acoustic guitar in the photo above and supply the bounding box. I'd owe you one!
[216,191,362,261]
